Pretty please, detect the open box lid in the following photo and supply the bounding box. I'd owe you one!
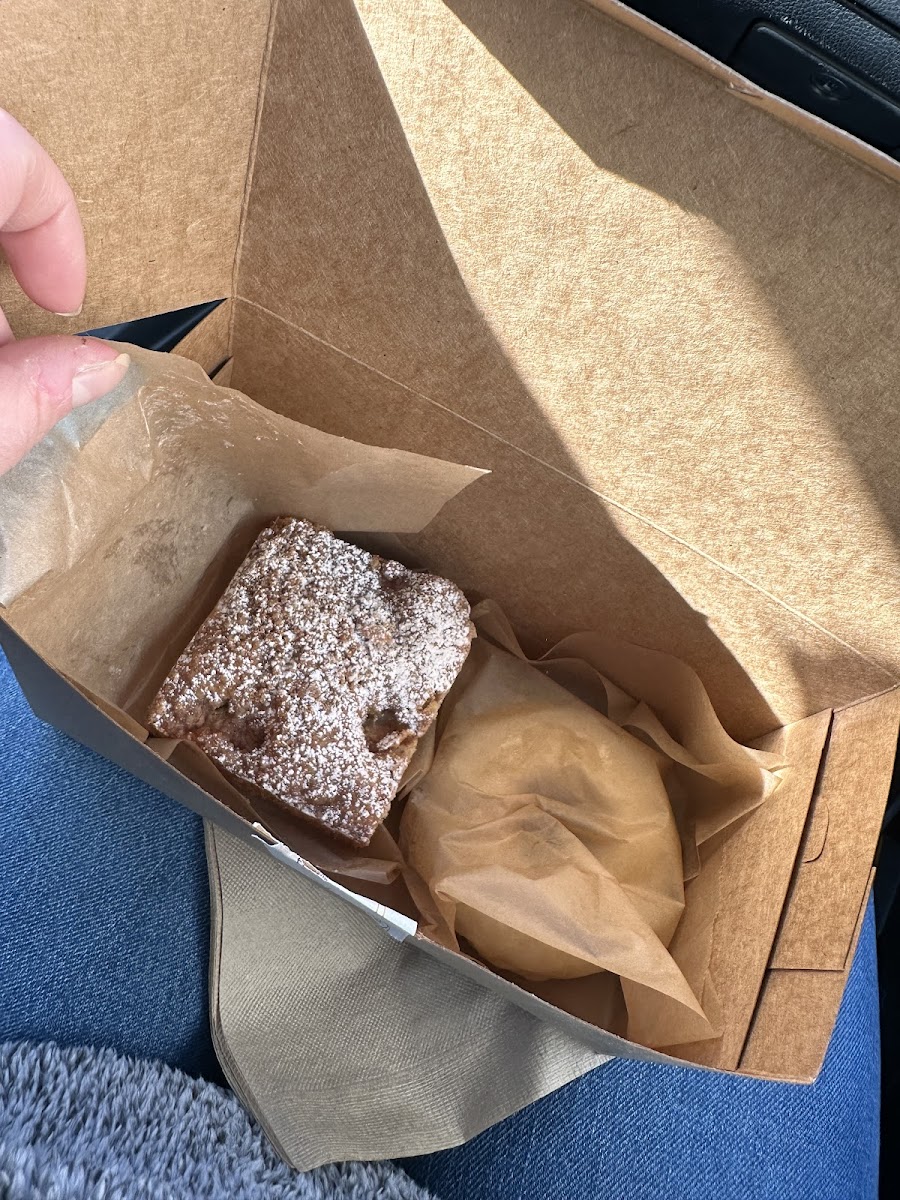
[2,0,899,1093]
[2,0,899,732]
[6,0,900,339]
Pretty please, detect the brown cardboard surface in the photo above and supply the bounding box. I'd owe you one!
[238,0,900,691]
[740,871,875,1082]
[0,2,271,335]
[230,302,891,738]
[772,690,900,970]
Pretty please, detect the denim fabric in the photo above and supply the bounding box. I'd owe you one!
[0,646,880,1197]
[0,648,219,1080]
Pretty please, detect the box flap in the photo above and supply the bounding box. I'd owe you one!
[235,0,900,721]
[0,2,272,335]
[739,869,875,1082]
[771,688,900,969]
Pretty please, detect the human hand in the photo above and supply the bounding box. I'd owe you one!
[0,109,130,475]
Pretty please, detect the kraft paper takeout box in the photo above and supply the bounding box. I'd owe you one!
[2,0,899,1126]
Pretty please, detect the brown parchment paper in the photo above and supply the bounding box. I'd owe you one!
[399,602,782,1049]
[0,342,484,883]
[0,342,484,703]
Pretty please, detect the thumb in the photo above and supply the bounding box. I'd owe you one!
[0,336,130,475]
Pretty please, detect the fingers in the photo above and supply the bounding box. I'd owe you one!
[0,109,87,320]
[0,114,116,477]
[0,336,129,475]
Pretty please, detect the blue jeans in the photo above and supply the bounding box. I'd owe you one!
[0,647,879,1198]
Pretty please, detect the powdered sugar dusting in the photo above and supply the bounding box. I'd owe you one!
[147,517,472,844]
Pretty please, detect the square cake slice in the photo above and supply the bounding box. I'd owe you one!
[147,517,472,845]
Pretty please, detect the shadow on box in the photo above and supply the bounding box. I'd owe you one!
[437,0,900,725]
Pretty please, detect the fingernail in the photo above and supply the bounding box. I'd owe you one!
[71,353,131,407]
[54,303,83,318]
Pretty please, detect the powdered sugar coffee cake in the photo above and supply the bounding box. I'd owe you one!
[147,517,473,845]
